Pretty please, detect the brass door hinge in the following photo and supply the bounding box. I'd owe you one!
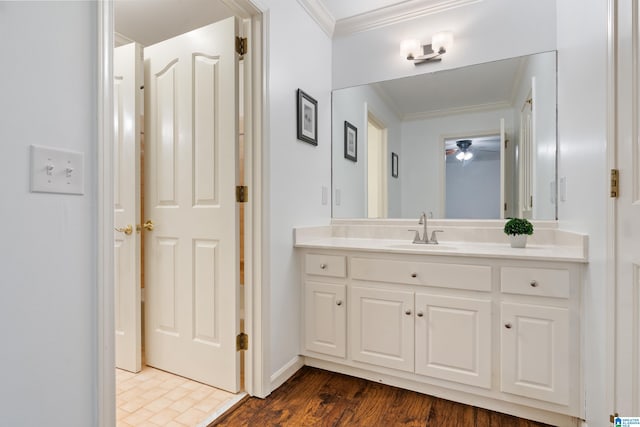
[611,169,619,198]
[610,412,619,423]
[530,195,533,208]
[236,333,248,351]
[236,186,248,203]
[504,203,507,212]
[236,37,248,57]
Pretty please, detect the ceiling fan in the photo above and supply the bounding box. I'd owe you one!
[445,139,474,161]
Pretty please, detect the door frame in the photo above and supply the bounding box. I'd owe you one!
[96,1,269,425]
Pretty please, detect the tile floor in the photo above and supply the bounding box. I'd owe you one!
[116,366,238,427]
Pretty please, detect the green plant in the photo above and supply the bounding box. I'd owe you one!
[503,218,534,236]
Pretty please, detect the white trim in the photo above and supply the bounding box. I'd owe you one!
[252,1,271,399]
[334,0,482,38]
[403,101,513,122]
[196,392,249,427]
[97,1,115,427]
[270,356,305,391]
[297,0,336,38]
[606,0,617,421]
[114,31,134,47]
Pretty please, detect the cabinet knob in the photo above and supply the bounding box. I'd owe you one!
[530,280,538,287]
[504,323,512,329]
[336,300,343,306]
[411,273,418,278]
[405,309,412,315]
[320,264,327,270]
[417,312,424,317]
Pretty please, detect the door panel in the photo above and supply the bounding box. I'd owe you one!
[501,302,569,405]
[144,17,240,392]
[415,294,491,388]
[350,286,414,372]
[114,42,142,373]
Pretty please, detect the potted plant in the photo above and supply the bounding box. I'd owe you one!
[503,218,534,248]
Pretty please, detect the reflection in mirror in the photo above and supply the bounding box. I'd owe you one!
[332,51,557,220]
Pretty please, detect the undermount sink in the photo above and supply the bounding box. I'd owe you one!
[387,243,458,251]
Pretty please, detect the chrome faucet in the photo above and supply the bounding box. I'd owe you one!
[409,211,443,244]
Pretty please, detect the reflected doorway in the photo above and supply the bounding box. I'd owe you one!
[367,112,388,218]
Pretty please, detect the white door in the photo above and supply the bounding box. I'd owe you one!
[500,302,570,405]
[415,293,491,389]
[350,286,414,372]
[615,0,640,414]
[114,42,143,373]
[304,281,346,358]
[499,118,506,219]
[144,17,241,392]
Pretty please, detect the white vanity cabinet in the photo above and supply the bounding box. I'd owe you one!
[299,248,584,426]
[302,254,347,358]
[499,266,573,406]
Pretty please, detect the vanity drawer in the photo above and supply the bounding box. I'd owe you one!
[305,254,347,278]
[501,267,570,299]
[351,258,491,292]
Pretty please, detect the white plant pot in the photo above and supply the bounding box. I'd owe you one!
[509,234,528,248]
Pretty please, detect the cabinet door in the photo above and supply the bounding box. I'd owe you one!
[500,302,570,405]
[415,294,492,388]
[350,286,414,372]
[304,281,346,358]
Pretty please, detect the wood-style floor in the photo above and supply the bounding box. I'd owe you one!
[211,367,552,427]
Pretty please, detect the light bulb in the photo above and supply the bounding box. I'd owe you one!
[456,151,465,161]
[465,152,473,160]
[400,39,421,60]
[431,31,453,53]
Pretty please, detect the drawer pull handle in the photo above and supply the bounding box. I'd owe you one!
[530,280,538,287]
[417,312,424,317]
[320,264,327,270]
[411,273,418,278]
[505,323,513,329]
[405,309,412,315]
[336,300,343,306]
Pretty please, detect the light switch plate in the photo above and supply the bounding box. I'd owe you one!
[30,145,84,195]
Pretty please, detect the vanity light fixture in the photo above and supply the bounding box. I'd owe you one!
[401,31,453,65]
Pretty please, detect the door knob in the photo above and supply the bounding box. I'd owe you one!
[142,220,154,231]
[114,224,133,236]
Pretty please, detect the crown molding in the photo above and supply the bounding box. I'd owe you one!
[297,0,335,38]
[334,0,482,38]
[403,100,512,121]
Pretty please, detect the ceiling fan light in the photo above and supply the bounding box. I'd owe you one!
[465,152,473,160]
[456,151,465,161]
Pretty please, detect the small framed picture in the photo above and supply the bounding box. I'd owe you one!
[344,121,357,162]
[392,152,399,178]
[296,89,318,145]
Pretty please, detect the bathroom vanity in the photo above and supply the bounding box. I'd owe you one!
[295,220,587,427]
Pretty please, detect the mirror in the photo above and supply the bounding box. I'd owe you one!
[332,51,557,220]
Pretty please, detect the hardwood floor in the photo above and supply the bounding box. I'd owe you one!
[211,367,552,427]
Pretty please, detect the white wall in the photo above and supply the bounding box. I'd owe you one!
[332,0,557,89]
[401,108,514,217]
[332,85,402,218]
[0,2,98,426]
[556,1,609,425]
[262,1,333,383]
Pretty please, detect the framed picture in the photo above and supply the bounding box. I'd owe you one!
[392,152,399,178]
[296,89,318,145]
[344,121,357,162]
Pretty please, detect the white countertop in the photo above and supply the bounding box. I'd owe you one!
[294,237,587,263]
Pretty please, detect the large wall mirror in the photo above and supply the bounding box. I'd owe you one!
[332,51,557,220]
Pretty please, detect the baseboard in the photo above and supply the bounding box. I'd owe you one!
[270,355,304,392]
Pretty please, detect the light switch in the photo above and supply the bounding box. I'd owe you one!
[321,186,328,205]
[30,145,84,195]
[335,188,341,206]
[559,176,567,202]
